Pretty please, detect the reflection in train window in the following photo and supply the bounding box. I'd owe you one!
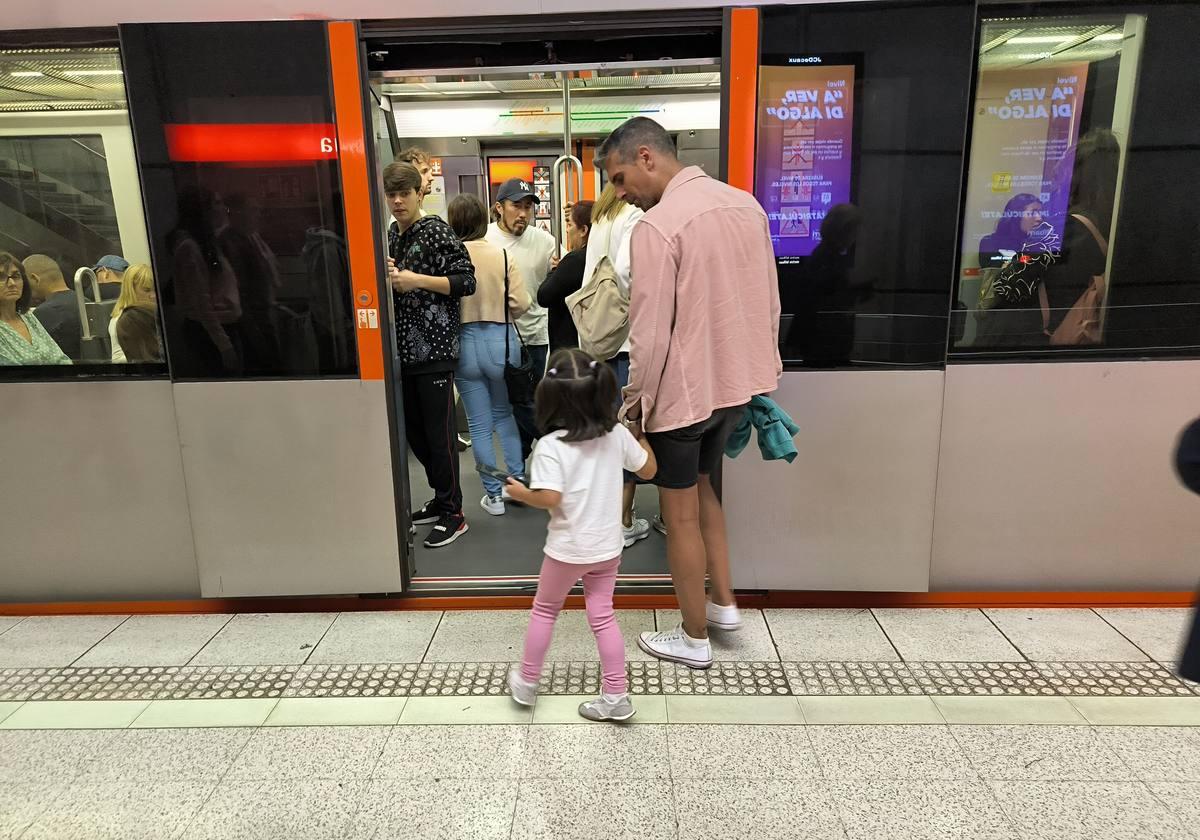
[954,4,1200,358]
[0,43,163,372]
[121,22,357,380]
[758,2,976,368]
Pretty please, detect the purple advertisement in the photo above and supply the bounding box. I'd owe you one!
[961,63,1090,267]
[755,61,857,260]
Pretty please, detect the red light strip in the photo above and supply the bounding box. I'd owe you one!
[163,123,339,163]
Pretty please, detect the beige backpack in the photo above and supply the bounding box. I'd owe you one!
[566,224,629,361]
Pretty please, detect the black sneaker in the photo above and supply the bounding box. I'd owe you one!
[412,501,439,526]
[423,514,468,548]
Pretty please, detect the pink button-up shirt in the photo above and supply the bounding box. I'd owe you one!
[625,166,782,433]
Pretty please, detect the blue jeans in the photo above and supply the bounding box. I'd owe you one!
[457,323,526,497]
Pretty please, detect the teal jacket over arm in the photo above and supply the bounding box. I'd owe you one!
[725,395,800,462]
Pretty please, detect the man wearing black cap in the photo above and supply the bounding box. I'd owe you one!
[485,177,557,456]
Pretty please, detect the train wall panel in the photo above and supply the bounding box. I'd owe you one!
[931,360,1200,591]
[725,369,944,592]
[1,381,199,602]
[173,379,403,598]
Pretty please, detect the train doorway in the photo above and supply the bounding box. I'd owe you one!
[363,14,722,591]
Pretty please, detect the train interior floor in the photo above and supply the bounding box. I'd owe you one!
[0,606,1197,839]
[407,441,668,584]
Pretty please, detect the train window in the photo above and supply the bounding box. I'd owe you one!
[0,41,165,376]
[759,1,976,369]
[952,2,1200,360]
[120,22,357,380]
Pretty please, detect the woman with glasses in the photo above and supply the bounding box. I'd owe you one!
[0,252,70,365]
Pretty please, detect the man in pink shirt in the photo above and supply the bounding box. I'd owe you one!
[598,117,781,668]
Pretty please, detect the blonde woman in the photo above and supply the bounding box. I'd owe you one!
[584,183,648,547]
[109,263,157,362]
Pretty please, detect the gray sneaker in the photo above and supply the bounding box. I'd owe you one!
[578,693,636,722]
[508,668,538,707]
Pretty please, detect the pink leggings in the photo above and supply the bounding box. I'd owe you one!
[520,555,626,695]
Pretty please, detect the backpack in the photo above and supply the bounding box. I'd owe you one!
[566,223,629,361]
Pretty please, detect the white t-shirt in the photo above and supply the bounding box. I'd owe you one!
[529,425,649,564]
[485,222,556,346]
[108,317,126,362]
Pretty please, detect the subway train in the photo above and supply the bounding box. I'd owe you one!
[2,0,1199,604]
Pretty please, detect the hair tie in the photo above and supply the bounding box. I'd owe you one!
[588,360,599,374]
[547,367,558,377]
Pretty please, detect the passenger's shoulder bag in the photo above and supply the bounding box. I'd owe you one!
[1039,213,1108,346]
[566,223,630,361]
[502,249,537,405]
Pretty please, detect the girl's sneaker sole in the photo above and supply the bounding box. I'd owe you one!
[579,706,637,722]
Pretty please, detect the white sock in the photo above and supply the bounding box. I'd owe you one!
[601,691,628,704]
[684,629,708,646]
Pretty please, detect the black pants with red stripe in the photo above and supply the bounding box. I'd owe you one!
[402,369,462,517]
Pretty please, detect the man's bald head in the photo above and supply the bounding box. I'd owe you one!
[22,254,67,304]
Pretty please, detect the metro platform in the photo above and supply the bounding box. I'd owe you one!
[0,606,1198,838]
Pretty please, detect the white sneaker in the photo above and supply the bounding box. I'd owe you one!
[480,494,505,516]
[508,668,538,707]
[623,517,651,548]
[637,625,712,669]
[579,692,636,722]
[651,514,667,536]
[706,600,742,631]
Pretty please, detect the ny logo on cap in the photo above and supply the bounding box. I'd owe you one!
[520,181,530,191]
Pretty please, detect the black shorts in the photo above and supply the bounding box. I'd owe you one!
[646,405,746,490]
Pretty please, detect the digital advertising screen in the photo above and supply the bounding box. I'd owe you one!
[754,54,862,261]
[960,63,1091,269]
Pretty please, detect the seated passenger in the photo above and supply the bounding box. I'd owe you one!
[109,264,157,362]
[93,254,129,301]
[0,252,70,365]
[23,254,85,359]
[115,304,162,363]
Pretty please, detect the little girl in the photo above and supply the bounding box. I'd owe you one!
[504,347,657,721]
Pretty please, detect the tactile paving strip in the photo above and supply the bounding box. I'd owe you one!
[0,668,59,701]
[661,662,791,696]
[0,666,297,701]
[0,661,1195,700]
[1035,662,1196,697]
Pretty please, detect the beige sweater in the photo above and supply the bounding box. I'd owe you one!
[460,239,531,325]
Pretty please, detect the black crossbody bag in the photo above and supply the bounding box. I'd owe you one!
[502,249,537,405]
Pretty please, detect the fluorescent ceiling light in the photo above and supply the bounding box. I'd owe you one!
[1093,32,1124,41]
[10,71,44,77]
[1007,35,1075,44]
[64,69,123,76]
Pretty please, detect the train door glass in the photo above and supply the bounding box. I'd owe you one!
[371,60,720,590]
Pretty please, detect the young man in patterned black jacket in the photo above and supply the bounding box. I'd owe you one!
[384,161,477,548]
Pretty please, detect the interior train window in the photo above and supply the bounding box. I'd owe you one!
[0,39,164,377]
[952,3,1200,359]
[759,1,976,369]
[120,22,357,380]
